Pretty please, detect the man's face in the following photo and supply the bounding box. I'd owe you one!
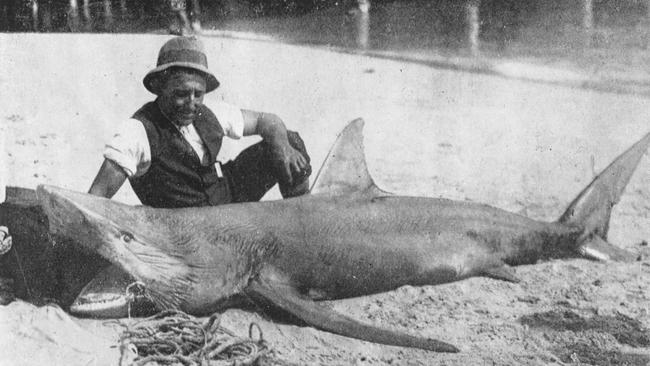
[157,70,207,127]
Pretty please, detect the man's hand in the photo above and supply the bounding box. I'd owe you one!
[242,109,311,185]
[269,139,310,185]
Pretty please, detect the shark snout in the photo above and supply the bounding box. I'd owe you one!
[37,184,89,237]
[37,184,135,260]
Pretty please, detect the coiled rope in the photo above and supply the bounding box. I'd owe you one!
[119,309,269,366]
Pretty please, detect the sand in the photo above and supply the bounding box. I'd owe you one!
[0,33,649,365]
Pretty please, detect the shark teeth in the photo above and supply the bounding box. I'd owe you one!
[71,295,128,315]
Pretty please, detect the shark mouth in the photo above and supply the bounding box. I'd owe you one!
[71,292,130,316]
[70,265,156,318]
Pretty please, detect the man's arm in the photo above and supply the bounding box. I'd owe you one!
[88,159,128,198]
[241,110,308,185]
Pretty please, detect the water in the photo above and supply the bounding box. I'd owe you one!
[3,0,650,88]
[211,0,650,86]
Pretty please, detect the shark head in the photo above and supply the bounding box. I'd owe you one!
[37,185,197,312]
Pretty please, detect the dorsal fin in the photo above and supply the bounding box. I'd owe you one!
[310,119,385,196]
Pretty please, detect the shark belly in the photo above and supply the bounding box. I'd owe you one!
[265,196,573,299]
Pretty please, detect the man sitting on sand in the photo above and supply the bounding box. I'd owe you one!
[88,36,311,207]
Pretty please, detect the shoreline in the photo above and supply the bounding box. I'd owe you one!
[200,28,650,98]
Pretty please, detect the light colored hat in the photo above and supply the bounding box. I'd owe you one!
[143,36,220,94]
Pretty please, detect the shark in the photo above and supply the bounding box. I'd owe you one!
[37,119,649,352]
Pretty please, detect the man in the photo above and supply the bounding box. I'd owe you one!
[89,36,311,207]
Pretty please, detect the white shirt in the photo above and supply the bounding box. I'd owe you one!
[104,99,244,177]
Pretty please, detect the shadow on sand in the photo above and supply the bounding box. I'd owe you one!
[520,310,650,366]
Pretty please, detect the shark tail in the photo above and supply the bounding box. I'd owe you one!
[557,132,650,261]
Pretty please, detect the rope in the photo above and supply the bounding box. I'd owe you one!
[125,281,146,319]
[119,309,270,366]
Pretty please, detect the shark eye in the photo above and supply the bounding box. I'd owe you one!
[120,232,133,243]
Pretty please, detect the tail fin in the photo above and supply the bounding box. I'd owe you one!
[558,131,649,261]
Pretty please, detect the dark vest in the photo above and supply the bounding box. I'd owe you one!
[129,101,232,208]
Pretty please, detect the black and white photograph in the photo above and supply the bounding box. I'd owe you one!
[0,0,649,365]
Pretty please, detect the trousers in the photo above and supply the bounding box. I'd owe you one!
[222,130,311,203]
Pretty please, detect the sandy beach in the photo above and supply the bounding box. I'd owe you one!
[0,33,649,365]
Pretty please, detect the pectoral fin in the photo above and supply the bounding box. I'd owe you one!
[482,265,520,283]
[578,235,639,262]
[245,277,459,353]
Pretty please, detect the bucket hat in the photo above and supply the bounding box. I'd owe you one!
[143,36,220,94]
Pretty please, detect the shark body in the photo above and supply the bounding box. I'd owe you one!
[37,119,649,352]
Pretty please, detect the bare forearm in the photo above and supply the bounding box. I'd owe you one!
[250,112,289,145]
[88,159,127,198]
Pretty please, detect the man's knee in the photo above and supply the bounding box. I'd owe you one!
[227,131,312,201]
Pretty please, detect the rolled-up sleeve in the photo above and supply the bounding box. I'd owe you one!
[103,118,151,177]
[204,99,244,139]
